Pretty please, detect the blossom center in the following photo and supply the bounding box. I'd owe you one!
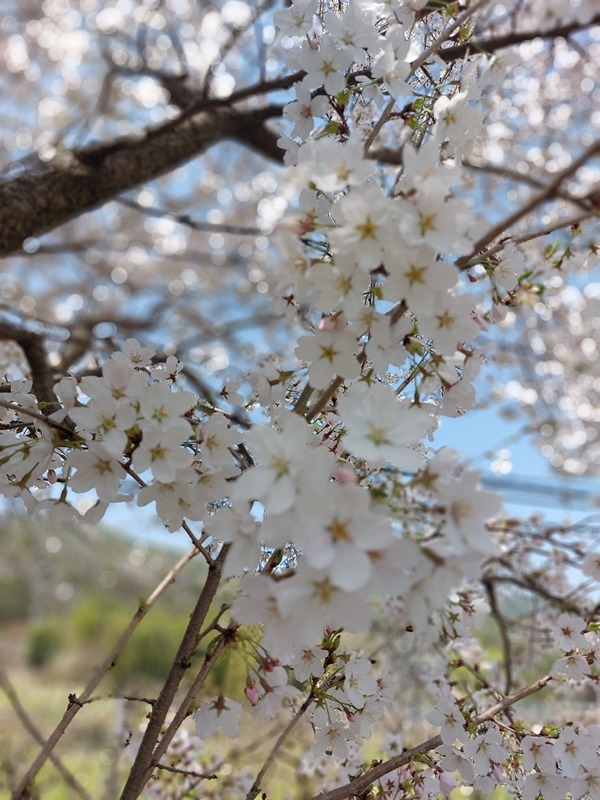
[450,500,472,524]
[367,424,391,446]
[356,216,377,240]
[328,518,350,541]
[406,264,426,285]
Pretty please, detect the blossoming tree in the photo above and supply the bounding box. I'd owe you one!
[0,0,599,798]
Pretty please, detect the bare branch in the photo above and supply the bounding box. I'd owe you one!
[439,13,600,62]
[246,696,314,800]
[117,197,262,236]
[456,139,600,268]
[147,631,231,777]
[463,159,595,211]
[119,547,229,800]
[0,668,92,800]
[12,546,201,799]
[0,323,59,412]
[0,104,284,258]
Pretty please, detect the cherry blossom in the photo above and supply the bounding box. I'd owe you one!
[295,328,360,389]
[427,692,466,746]
[553,613,589,651]
[294,34,353,96]
[274,0,318,37]
[233,410,334,514]
[194,695,242,739]
[67,443,125,502]
[521,735,557,774]
[283,82,330,139]
[462,729,508,776]
[296,136,373,193]
[330,186,396,271]
[338,382,433,469]
[132,419,194,482]
[295,646,328,682]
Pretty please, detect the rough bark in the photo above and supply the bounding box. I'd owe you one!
[0,104,283,258]
[2,11,597,261]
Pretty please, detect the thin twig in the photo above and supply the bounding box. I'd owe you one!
[409,0,493,76]
[456,139,600,268]
[0,668,92,800]
[464,207,598,267]
[438,12,600,63]
[153,763,217,780]
[0,398,74,438]
[12,546,200,800]
[305,377,344,422]
[463,159,594,211]
[309,674,552,800]
[245,696,314,800]
[117,198,262,236]
[483,578,514,695]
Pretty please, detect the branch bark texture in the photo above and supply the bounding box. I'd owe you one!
[0,105,283,258]
[119,548,228,800]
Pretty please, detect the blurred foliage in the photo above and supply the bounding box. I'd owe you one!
[26,620,64,669]
[72,594,189,688]
[0,575,30,624]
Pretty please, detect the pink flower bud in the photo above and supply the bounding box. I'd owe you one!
[318,314,347,332]
[245,683,259,706]
[332,467,356,485]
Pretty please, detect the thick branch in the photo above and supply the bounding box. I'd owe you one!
[439,13,600,62]
[0,322,63,412]
[0,104,283,258]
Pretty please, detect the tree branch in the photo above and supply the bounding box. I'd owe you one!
[119,547,228,800]
[246,695,314,800]
[147,631,230,777]
[463,158,595,210]
[456,139,600,268]
[310,675,551,800]
[439,13,600,62]
[0,668,92,800]
[12,546,201,800]
[0,104,284,258]
[0,322,59,412]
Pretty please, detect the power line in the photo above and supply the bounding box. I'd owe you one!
[482,473,598,510]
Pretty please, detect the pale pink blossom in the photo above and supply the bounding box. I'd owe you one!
[132,419,194,482]
[295,646,328,682]
[553,613,589,651]
[551,653,589,681]
[521,735,557,774]
[338,382,433,469]
[427,692,466,746]
[343,655,377,708]
[294,35,353,96]
[67,443,124,501]
[295,329,359,389]
[194,695,242,739]
[330,186,396,271]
